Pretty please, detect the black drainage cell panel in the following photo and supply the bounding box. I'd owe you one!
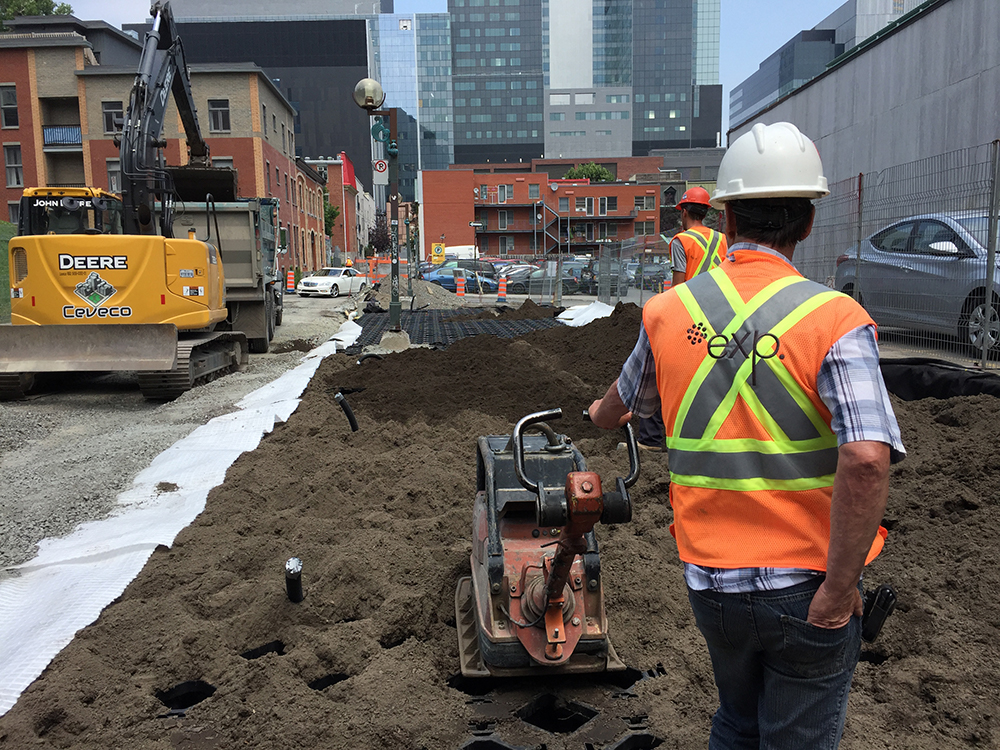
[459,739,526,750]
[308,673,349,691]
[240,640,286,660]
[606,732,665,750]
[155,680,216,712]
[517,694,598,734]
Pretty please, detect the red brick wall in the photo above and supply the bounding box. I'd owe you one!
[421,170,476,260]
[0,49,35,221]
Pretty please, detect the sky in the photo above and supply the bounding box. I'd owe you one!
[70,0,847,131]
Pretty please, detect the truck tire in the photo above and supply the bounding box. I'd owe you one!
[248,295,272,353]
[274,291,283,327]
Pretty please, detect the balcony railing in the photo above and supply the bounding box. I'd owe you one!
[43,126,82,148]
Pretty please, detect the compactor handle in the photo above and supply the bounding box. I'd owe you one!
[511,408,564,494]
[582,410,641,489]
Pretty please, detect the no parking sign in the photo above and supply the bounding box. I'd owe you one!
[373,159,389,185]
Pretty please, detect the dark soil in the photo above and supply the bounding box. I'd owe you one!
[1,302,998,749]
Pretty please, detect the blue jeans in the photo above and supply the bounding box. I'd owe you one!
[687,577,862,750]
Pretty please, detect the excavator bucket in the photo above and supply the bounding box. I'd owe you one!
[0,324,178,373]
[167,166,238,203]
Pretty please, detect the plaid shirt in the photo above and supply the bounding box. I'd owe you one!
[618,242,906,593]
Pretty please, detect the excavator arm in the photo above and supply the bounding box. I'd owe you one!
[121,1,234,236]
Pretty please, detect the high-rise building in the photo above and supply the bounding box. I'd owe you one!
[729,0,925,130]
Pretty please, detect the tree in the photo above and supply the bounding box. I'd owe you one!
[1,1,73,29]
[563,162,614,182]
[368,212,391,257]
[322,192,340,237]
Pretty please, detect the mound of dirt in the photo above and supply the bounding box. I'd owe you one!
[456,298,565,321]
[1,303,998,749]
[372,278,485,310]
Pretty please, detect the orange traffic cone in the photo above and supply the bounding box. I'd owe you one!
[286,271,295,292]
[498,276,507,302]
[457,276,466,297]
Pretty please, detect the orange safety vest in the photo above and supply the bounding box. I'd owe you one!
[643,248,886,571]
[674,226,727,282]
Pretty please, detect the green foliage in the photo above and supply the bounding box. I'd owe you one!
[0,220,15,323]
[323,191,340,237]
[368,212,391,256]
[563,162,614,182]
[1,0,73,29]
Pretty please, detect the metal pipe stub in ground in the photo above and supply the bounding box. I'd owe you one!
[285,557,304,602]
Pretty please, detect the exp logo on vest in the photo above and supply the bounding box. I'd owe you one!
[705,329,783,386]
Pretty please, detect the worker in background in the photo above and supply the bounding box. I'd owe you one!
[670,185,727,288]
[637,186,728,450]
[589,121,905,749]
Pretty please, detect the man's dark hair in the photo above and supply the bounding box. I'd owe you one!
[729,198,814,249]
[681,203,709,222]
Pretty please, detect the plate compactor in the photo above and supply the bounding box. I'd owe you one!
[456,408,639,677]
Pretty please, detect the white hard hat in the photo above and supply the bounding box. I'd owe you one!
[711,122,829,209]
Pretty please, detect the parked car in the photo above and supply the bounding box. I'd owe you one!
[635,263,670,291]
[441,258,499,281]
[580,258,624,295]
[421,266,494,294]
[834,211,1000,353]
[506,267,580,296]
[296,267,368,297]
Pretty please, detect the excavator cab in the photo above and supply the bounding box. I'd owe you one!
[19,188,125,237]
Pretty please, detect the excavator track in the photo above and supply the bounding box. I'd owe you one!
[0,373,36,401]
[137,331,248,400]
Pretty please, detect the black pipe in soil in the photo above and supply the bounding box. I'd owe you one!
[285,557,304,603]
[335,392,359,431]
[356,353,383,365]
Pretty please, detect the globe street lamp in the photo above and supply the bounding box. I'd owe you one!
[353,77,402,333]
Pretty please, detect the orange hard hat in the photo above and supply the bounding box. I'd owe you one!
[675,186,713,210]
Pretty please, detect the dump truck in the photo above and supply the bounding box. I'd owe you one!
[0,2,280,400]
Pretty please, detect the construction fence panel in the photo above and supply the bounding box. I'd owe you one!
[795,142,1000,369]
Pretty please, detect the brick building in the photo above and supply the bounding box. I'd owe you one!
[1,25,328,271]
[420,169,660,261]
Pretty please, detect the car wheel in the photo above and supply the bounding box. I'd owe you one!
[510,282,526,294]
[359,283,366,294]
[960,292,1000,355]
[840,284,864,308]
[330,284,340,298]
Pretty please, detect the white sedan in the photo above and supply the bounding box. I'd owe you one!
[296,267,369,298]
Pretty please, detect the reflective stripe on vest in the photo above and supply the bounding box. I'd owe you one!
[667,267,842,492]
[680,228,724,277]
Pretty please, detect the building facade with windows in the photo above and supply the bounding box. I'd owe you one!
[420,168,659,260]
[0,26,327,270]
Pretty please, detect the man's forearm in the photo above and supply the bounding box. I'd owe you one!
[808,440,890,627]
[588,379,632,429]
[826,440,890,595]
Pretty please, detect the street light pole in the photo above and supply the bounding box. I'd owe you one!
[353,77,402,332]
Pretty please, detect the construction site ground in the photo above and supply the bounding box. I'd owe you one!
[0,297,998,749]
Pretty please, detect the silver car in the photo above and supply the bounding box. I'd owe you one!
[834,212,1000,353]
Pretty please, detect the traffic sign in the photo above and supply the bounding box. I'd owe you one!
[373,159,389,185]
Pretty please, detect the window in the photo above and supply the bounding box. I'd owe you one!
[498,183,514,202]
[1,86,17,128]
[635,221,656,236]
[208,99,231,132]
[549,93,571,106]
[498,210,509,230]
[272,114,277,132]
[281,123,286,152]
[528,183,539,199]
[9,201,19,224]
[575,197,587,212]
[606,196,617,212]
[558,197,569,212]
[550,112,565,121]
[266,161,271,193]
[107,159,121,193]
[634,195,655,211]
[213,157,234,170]
[102,101,123,134]
[599,197,607,216]
[606,94,629,103]
[499,235,514,255]
[574,93,594,105]
[872,223,915,253]
[275,167,280,188]
[4,144,22,187]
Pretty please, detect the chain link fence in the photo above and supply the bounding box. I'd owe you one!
[795,141,1000,369]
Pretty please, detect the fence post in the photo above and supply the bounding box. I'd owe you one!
[982,140,1000,366]
[854,172,864,302]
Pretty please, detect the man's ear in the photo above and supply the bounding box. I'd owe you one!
[724,204,737,244]
[801,204,816,242]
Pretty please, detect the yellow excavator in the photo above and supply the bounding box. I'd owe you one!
[1,2,259,400]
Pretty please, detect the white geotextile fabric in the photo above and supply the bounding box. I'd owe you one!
[0,324,360,717]
[557,301,616,327]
